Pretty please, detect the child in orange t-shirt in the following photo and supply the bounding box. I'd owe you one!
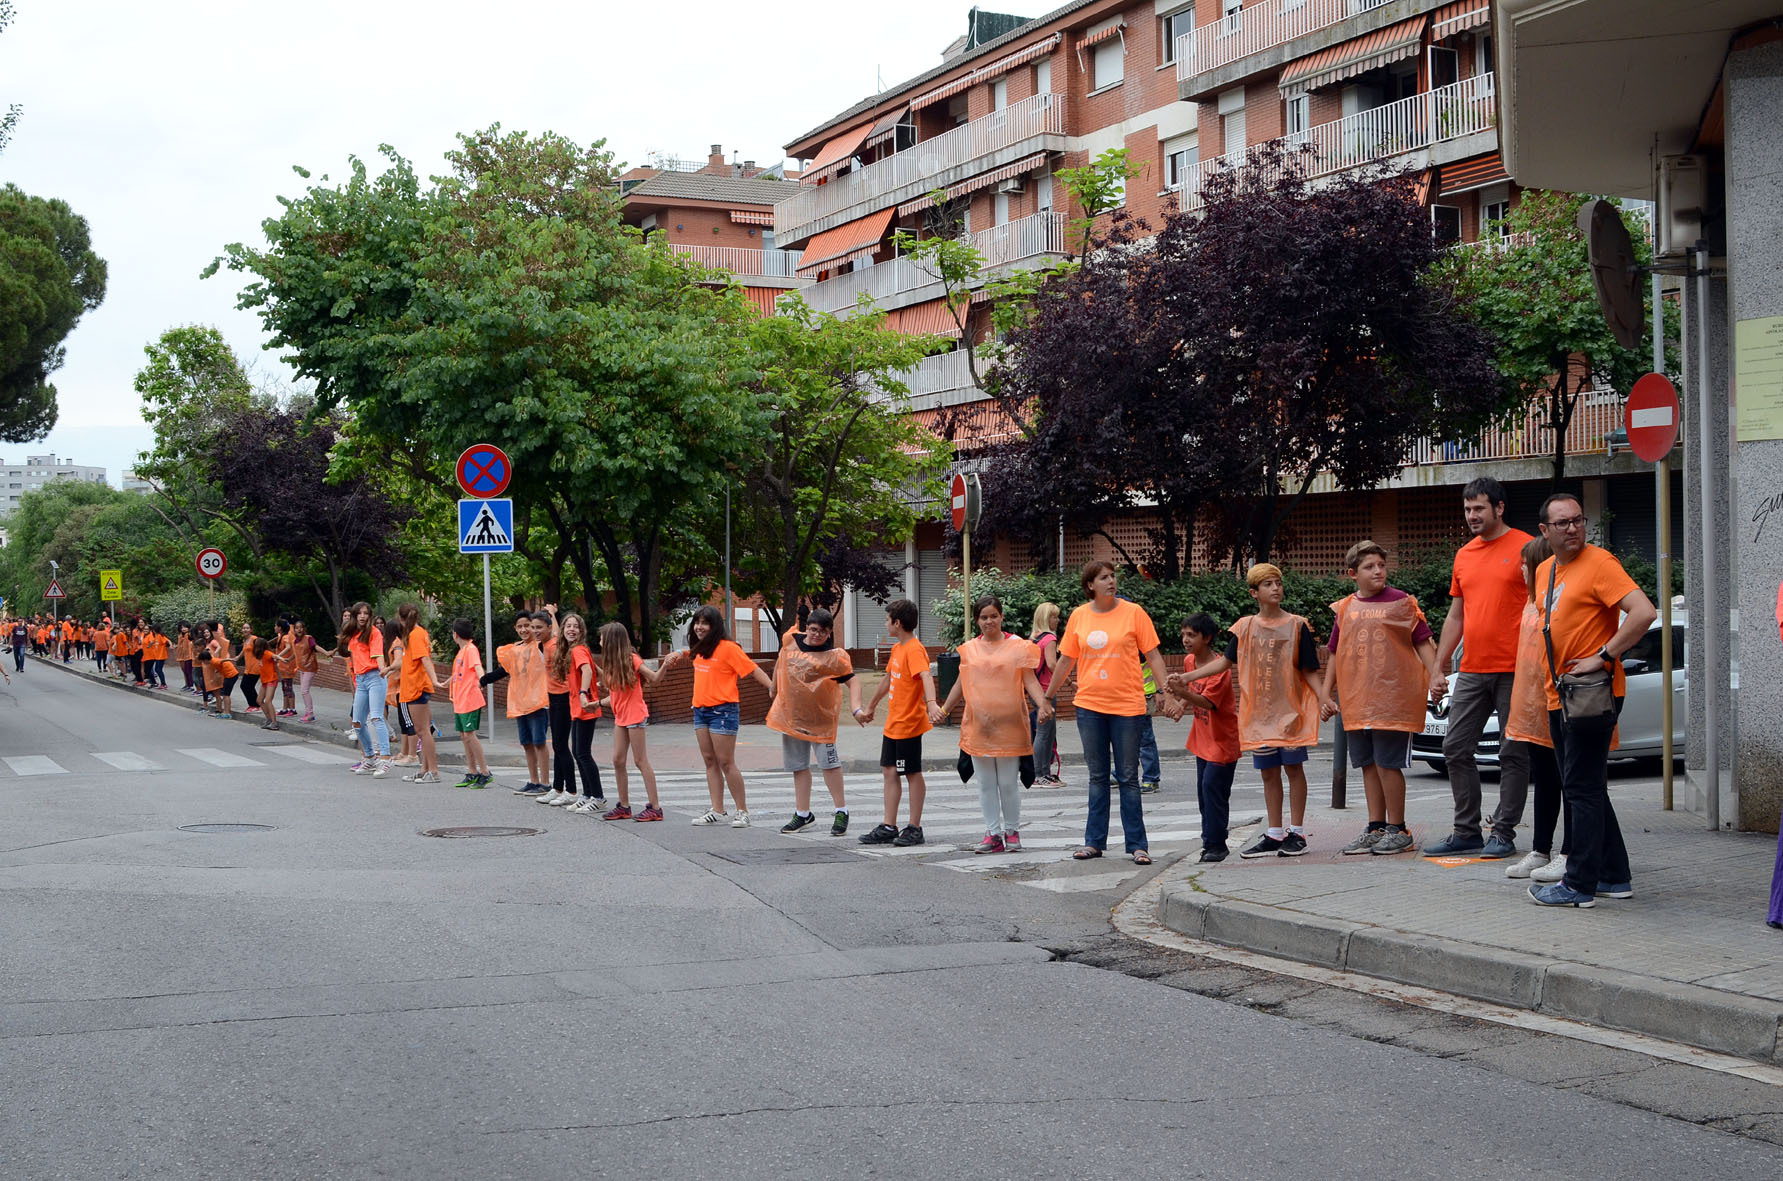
[448,619,490,788]
[594,620,668,822]
[1168,614,1241,864]
[662,605,774,826]
[860,599,937,848]
[252,637,281,729]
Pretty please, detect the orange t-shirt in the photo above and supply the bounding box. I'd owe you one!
[217,658,238,680]
[398,627,435,702]
[1536,545,1639,711]
[1058,599,1161,717]
[241,634,261,674]
[690,639,758,708]
[95,628,110,653]
[569,644,603,721]
[202,659,221,691]
[1450,528,1535,673]
[543,638,571,695]
[347,629,382,676]
[259,653,279,685]
[882,636,933,740]
[1185,665,1242,764]
[497,641,548,717]
[115,631,133,657]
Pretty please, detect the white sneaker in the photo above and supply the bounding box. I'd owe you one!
[414,771,440,784]
[692,809,726,826]
[731,810,750,828]
[568,798,595,814]
[401,770,423,782]
[1531,854,1568,883]
[549,792,578,807]
[1505,850,1552,879]
[370,759,390,779]
[540,790,567,806]
[350,760,369,775]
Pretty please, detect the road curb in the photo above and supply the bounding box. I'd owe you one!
[1157,880,1783,1064]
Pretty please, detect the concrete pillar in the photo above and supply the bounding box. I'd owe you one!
[904,536,919,603]
[1726,41,1783,832]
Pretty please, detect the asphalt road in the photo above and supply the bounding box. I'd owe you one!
[4,667,1780,1178]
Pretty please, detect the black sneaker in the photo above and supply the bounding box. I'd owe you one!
[831,810,849,836]
[1198,847,1229,863]
[891,825,925,847]
[859,823,899,845]
[1239,833,1284,859]
[1278,832,1308,857]
[781,812,816,834]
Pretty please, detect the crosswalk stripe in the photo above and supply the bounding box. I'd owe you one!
[92,752,164,772]
[177,748,267,768]
[262,744,354,766]
[3,755,66,776]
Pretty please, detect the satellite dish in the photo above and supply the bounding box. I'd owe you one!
[1579,198,1644,350]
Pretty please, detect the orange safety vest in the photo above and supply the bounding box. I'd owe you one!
[1327,593,1429,733]
[1231,613,1320,751]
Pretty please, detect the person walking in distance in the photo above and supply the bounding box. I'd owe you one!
[1527,493,1655,907]
[1427,477,1536,859]
[858,599,939,847]
[768,608,864,837]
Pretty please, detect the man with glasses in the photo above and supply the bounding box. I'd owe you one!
[1426,477,1534,858]
[1527,493,1655,907]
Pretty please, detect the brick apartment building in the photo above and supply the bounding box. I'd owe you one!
[720,0,1684,648]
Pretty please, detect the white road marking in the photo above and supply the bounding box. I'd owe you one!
[92,752,164,772]
[177,748,266,768]
[3,755,66,776]
[262,744,354,765]
[1024,870,1140,893]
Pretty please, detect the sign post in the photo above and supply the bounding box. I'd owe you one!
[457,444,513,742]
[44,579,64,629]
[950,472,982,646]
[1626,372,1681,808]
[196,547,227,617]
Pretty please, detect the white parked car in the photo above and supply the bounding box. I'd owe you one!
[1413,615,1688,774]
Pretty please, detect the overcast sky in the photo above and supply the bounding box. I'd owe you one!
[0,0,1023,485]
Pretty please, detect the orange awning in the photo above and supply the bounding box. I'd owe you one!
[887,299,965,339]
[1279,17,1427,94]
[1432,2,1490,38]
[898,153,1049,216]
[740,286,785,317]
[730,210,774,226]
[909,33,1064,109]
[1439,153,1509,194]
[802,123,874,185]
[1082,21,1125,48]
[796,207,895,276]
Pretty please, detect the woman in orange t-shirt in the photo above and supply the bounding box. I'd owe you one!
[394,604,442,783]
[343,602,392,773]
[252,636,281,728]
[176,624,196,692]
[291,620,320,721]
[1044,561,1181,865]
[663,605,773,827]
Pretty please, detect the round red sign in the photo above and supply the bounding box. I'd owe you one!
[950,473,968,532]
[456,444,512,498]
[1625,373,1680,463]
[196,547,227,579]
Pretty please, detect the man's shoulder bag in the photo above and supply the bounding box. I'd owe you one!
[1542,560,1616,726]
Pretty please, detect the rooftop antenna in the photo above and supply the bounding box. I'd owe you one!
[877,65,884,93]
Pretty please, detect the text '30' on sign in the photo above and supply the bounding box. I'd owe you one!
[459,498,514,554]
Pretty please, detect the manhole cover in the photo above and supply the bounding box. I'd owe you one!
[179,823,276,833]
[422,826,541,839]
[707,846,860,866]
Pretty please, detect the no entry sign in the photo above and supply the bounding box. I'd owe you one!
[1626,373,1681,463]
[949,472,981,533]
[456,444,512,499]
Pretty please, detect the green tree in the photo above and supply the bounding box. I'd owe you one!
[0,184,108,439]
[1433,191,1672,484]
[213,127,764,640]
[729,295,950,634]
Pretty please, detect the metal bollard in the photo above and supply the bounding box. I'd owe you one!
[1330,715,1347,809]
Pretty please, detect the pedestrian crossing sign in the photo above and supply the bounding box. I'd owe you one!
[44,580,64,600]
[458,498,514,554]
[99,570,123,601]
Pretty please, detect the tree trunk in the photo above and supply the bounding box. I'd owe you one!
[1550,365,1574,487]
[589,522,634,640]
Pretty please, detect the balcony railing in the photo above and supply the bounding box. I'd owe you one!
[666,243,799,277]
[1407,396,1622,468]
[872,348,978,404]
[1177,0,1397,79]
[776,93,1065,241]
[1180,74,1496,209]
[804,212,1068,315]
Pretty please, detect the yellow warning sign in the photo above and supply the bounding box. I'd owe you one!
[99,569,123,601]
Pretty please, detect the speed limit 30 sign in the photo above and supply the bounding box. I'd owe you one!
[196,547,227,579]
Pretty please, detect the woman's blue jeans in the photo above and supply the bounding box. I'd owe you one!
[353,669,391,757]
[1076,706,1147,853]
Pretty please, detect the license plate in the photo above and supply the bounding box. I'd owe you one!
[1423,718,1448,736]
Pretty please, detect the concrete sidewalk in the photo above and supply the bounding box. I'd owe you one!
[26,652,1202,774]
[1155,761,1783,1065]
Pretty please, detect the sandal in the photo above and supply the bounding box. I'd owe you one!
[1133,850,1153,865]
[1072,846,1103,860]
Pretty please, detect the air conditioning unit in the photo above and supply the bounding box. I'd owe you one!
[1657,155,1705,260]
[997,177,1026,195]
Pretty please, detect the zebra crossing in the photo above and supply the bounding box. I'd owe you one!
[604,768,1246,877]
[0,742,357,777]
